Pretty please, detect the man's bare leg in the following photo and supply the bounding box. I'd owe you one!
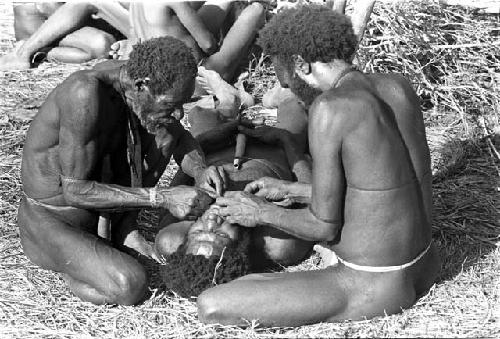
[13,3,62,41]
[197,263,420,327]
[200,2,265,81]
[47,27,116,64]
[0,3,99,70]
[1,2,129,70]
[18,199,148,305]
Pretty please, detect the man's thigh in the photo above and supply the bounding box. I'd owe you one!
[198,267,349,327]
[58,26,115,58]
[198,264,417,327]
[18,198,145,294]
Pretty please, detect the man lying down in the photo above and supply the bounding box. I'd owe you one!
[154,74,314,297]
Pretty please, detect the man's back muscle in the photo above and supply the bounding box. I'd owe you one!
[21,71,127,203]
[309,72,431,266]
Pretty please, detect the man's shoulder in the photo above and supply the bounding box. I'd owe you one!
[310,87,375,119]
[57,70,100,101]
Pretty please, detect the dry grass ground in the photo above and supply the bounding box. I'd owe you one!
[0,1,499,338]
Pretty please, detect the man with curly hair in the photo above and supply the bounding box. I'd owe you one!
[197,4,440,327]
[17,36,225,305]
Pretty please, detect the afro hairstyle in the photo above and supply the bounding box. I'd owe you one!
[159,229,253,298]
[257,4,357,63]
[126,36,197,95]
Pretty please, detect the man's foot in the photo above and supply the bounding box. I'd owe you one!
[123,230,160,263]
[196,66,241,118]
[0,41,31,71]
[262,82,297,108]
[109,39,134,60]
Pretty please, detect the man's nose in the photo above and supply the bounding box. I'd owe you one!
[172,107,184,120]
[206,214,218,231]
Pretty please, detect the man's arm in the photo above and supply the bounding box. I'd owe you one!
[171,123,226,195]
[278,130,312,183]
[57,77,154,210]
[57,76,211,216]
[169,2,217,54]
[218,96,346,241]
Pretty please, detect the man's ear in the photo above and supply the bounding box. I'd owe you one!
[292,55,312,76]
[134,77,150,91]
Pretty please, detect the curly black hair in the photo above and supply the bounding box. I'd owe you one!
[257,4,357,63]
[159,230,253,298]
[126,36,197,95]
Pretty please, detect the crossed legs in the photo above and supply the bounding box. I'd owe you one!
[17,198,148,305]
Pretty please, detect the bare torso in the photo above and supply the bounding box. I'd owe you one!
[21,70,169,225]
[309,71,437,295]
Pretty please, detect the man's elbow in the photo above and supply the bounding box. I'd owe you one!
[61,177,92,205]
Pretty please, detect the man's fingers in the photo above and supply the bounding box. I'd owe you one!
[254,190,269,198]
[244,180,261,193]
[199,187,217,199]
[213,175,223,196]
[215,197,232,207]
[217,166,227,191]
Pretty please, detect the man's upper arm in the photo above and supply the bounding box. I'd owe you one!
[308,96,346,224]
[58,75,101,180]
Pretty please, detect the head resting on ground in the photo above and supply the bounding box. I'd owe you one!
[158,207,253,298]
[121,36,197,154]
[257,4,357,105]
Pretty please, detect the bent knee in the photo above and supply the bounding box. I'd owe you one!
[245,2,265,19]
[64,27,115,58]
[258,234,313,266]
[197,288,229,324]
[85,31,115,58]
[107,265,148,305]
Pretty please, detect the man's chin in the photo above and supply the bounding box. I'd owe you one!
[154,126,175,157]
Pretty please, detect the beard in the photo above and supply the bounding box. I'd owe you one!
[289,76,323,107]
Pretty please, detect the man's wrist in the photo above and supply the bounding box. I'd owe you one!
[259,202,280,226]
[149,187,159,208]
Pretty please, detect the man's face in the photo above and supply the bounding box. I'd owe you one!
[271,55,322,107]
[185,206,239,258]
[126,77,195,154]
[129,80,194,133]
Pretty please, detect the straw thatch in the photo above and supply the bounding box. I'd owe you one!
[0,1,498,338]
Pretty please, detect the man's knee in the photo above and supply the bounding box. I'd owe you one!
[63,27,115,58]
[242,2,265,21]
[197,287,228,324]
[254,229,313,266]
[85,30,115,58]
[13,4,45,40]
[106,264,148,305]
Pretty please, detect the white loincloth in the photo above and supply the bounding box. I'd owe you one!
[313,242,432,273]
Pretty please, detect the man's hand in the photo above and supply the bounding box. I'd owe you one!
[216,191,274,227]
[237,125,287,144]
[157,185,215,219]
[244,177,292,202]
[195,165,227,196]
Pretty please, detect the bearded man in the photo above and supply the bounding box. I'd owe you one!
[196,4,441,327]
[17,36,224,305]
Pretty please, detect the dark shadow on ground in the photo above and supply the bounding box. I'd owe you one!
[431,136,499,282]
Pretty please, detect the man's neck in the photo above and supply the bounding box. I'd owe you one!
[326,60,355,90]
